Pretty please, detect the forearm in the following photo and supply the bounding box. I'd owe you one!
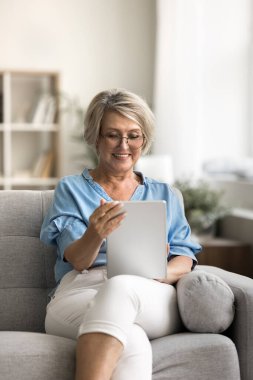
[165,256,193,285]
[64,227,103,271]
[65,200,125,272]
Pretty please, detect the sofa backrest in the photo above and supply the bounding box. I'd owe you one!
[0,190,56,333]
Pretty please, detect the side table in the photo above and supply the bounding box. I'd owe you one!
[197,237,252,278]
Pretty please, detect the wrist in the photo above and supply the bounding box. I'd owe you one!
[84,226,104,249]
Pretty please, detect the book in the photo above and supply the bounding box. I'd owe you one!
[41,151,54,178]
[32,151,54,178]
[32,95,49,124]
[32,94,56,124]
[44,97,56,124]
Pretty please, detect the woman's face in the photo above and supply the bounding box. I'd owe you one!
[97,111,143,175]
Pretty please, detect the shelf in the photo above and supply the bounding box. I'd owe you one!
[0,123,59,132]
[0,176,58,187]
[0,70,60,190]
[0,75,3,123]
[1,177,58,185]
[9,123,59,132]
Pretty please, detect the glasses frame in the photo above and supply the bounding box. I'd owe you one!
[99,132,145,150]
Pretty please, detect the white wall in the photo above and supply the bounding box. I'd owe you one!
[0,0,156,175]
[1,0,253,185]
[154,0,253,180]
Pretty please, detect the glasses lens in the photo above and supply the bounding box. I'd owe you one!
[128,135,144,149]
[101,133,144,149]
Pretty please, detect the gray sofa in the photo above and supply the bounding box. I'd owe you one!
[0,190,252,380]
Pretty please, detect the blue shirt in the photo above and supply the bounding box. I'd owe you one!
[40,168,202,283]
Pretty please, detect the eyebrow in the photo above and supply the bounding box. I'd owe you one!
[104,128,142,133]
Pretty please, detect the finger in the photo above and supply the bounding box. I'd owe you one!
[89,203,125,239]
[96,203,124,224]
[102,211,127,235]
[91,201,121,223]
[101,203,125,224]
[100,198,106,206]
[154,278,168,284]
[91,209,126,240]
[98,201,122,216]
[98,207,126,231]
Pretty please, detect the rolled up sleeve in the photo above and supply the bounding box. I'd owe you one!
[40,178,88,260]
[168,190,202,268]
[54,217,86,260]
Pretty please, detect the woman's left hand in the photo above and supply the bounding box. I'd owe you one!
[155,247,193,285]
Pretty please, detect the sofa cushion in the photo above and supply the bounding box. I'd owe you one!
[0,190,56,332]
[176,270,235,333]
[0,288,48,332]
[152,332,240,380]
[0,332,76,380]
[0,331,240,380]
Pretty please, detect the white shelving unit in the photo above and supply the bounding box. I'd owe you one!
[0,70,61,190]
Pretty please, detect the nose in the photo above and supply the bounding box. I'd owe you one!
[119,137,129,146]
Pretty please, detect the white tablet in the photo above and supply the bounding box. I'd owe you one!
[107,201,167,279]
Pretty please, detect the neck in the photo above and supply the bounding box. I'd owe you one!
[89,165,142,201]
[90,166,136,184]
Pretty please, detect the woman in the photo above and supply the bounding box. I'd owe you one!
[40,88,201,380]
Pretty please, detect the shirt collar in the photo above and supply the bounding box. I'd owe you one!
[82,168,146,185]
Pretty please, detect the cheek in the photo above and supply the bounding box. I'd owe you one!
[132,150,142,161]
[96,140,105,156]
[96,143,112,159]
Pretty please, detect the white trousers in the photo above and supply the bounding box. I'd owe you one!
[45,267,182,380]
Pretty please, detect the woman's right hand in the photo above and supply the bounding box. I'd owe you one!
[88,199,126,241]
[64,199,126,271]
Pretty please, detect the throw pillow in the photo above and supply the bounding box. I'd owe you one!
[176,270,235,333]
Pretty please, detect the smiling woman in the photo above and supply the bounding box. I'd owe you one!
[83,88,155,155]
[91,111,144,192]
[40,88,201,380]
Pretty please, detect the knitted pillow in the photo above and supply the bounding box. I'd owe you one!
[176,270,235,333]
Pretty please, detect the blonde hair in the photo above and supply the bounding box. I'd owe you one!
[84,89,155,155]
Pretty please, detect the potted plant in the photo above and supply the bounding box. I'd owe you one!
[174,179,227,238]
[60,93,98,170]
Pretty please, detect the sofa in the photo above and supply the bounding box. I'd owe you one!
[0,189,252,380]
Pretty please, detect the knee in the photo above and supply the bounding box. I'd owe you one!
[94,275,140,314]
[103,275,133,295]
[124,324,152,357]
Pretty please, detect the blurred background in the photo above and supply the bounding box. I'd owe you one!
[0,0,253,275]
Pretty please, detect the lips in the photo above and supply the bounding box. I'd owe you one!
[112,153,131,159]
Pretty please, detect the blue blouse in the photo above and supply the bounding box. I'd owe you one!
[40,168,202,283]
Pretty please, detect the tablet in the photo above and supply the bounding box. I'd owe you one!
[107,200,167,279]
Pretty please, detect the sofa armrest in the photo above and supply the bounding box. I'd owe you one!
[197,265,253,380]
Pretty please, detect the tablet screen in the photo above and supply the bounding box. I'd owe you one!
[107,201,167,279]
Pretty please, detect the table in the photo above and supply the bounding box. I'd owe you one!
[197,237,252,278]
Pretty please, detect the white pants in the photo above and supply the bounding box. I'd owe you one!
[45,267,182,380]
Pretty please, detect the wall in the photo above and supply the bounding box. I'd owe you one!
[0,0,156,175]
[154,0,253,180]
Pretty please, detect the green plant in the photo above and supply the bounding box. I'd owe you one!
[60,93,98,168]
[174,179,227,235]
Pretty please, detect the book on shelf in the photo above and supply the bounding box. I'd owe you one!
[32,151,54,178]
[0,93,3,123]
[32,94,57,124]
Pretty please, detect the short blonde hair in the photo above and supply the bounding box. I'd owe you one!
[84,88,155,154]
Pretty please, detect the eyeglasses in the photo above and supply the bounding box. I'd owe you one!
[100,132,145,150]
